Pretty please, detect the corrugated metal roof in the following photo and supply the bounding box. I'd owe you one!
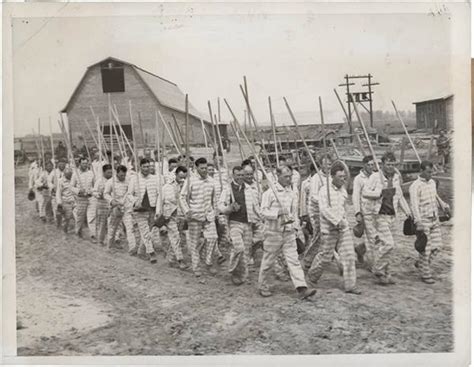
[412,94,454,105]
[61,57,207,121]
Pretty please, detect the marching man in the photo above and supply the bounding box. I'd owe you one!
[93,164,113,246]
[218,166,261,285]
[352,155,375,267]
[127,158,160,263]
[162,165,189,270]
[257,166,316,300]
[71,157,96,241]
[56,168,75,234]
[362,152,411,285]
[307,163,362,294]
[409,160,450,284]
[35,160,55,223]
[180,157,219,278]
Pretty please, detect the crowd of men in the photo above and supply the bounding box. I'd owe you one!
[27,146,451,300]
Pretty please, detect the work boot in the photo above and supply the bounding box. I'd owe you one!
[422,277,435,284]
[231,274,244,286]
[148,252,157,264]
[178,260,189,270]
[206,264,217,276]
[194,270,202,278]
[296,286,317,300]
[259,288,272,297]
[90,235,97,244]
[345,287,362,295]
[128,246,138,256]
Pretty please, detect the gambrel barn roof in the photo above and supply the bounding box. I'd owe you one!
[60,57,205,120]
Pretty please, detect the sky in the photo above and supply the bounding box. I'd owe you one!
[12,11,453,137]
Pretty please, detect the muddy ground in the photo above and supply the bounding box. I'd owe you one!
[15,164,453,356]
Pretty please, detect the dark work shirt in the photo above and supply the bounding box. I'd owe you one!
[379,175,395,216]
[229,182,248,223]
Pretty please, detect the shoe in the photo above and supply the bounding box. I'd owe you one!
[90,236,97,244]
[217,256,226,265]
[231,275,244,286]
[206,265,217,275]
[148,252,158,263]
[194,271,202,278]
[128,247,138,256]
[178,261,189,270]
[259,289,272,297]
[40,217,46,223]
[422,277,435,284]
[345,287,362,295]
[376,274,396,285]
[297,287,317,300]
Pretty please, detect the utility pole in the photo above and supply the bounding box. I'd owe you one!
[338,73,380,129]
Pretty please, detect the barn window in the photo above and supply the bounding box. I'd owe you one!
[101,63,125,93]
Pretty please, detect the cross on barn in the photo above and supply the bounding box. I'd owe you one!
[60,57,211,153]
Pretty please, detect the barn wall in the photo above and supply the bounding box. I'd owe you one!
[66,64,209,153]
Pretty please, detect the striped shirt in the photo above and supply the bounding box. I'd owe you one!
[71,169,95,195]
[362,171,410,216]
[180,174,216,222]
[218,181,261,224]
[409,176,444,223]
[319,183,348,230]
[309,171,328,203]
[162,179,183,217]
[58,177,75,204]
[260,182,298,232]
[127,173,160,212]
[352,169,371,215]
[35,170,50,190]
[104,176,130,206]
[93,176,109,199]
[300,176,312,216]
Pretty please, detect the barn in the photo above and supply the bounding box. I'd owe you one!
[60,57,212,152]
[413,94,453,132]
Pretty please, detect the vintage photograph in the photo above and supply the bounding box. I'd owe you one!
[2,2,470,364]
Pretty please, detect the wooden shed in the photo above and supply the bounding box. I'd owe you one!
[60,57,211,152]
[413,94,453,132]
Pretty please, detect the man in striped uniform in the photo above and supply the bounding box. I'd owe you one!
[93,164,113,246]
[57,168,75,234]
[162,165,188,270]
[300,163,316,248]
[208,162,228,264]
[104,165,135,251]
[180,157,219,277]
[409,160,450,284]
[49,158,67,227]
[307,163,362,294]
[258,166,316,300]
[303,154,332,269]
[352,155,375,267]
[164,158,179,184]
[127,158,160,263]
[219,166,262,285]
[35,160,55,223]
[362,152,411,285]
[71,157,96,241]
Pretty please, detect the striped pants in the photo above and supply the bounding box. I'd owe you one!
[187,219,218,272]
[228,221,252,282]
[304,200,321,267]
[61,201,75,233]
[75,197,92,235]
[95,199,109,244]
[37,190,53,219]
[258,229,307,291]
[166,217,186,262]
[417,217,442,280]
[308,226,357,291]
[132,211,155,254]
[107,206,124,245]
[371,214,398,277]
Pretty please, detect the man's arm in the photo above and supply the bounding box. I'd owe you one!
[319,187,344,226]
[408,181,421,224]
[352,175,362,215]
[260,189,279,220]
[362,174,383,199]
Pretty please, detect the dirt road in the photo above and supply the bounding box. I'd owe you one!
[15,166,453,356]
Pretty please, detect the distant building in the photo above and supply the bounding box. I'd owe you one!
[60,57,212,151]
[413,94,453,132]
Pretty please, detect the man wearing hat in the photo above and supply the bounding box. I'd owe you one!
[409,160,450,284]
